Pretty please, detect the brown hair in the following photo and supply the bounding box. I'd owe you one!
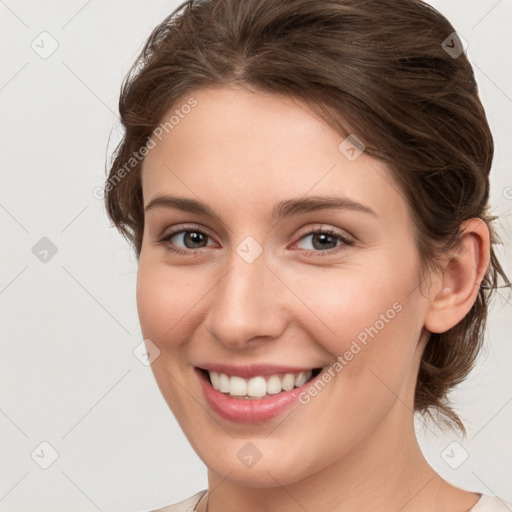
[104,0,510,432]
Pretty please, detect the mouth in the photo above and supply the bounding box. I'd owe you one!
[199,367,322,399]
[195,364,324,423]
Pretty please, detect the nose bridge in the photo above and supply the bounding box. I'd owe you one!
[205,245,286,347]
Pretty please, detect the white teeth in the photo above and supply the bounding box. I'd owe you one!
[210,371,220,390]
[266,375,282,394]
[229,376,247,396]
[207,370,313,398]
[218,373,230,393]
[294,371,309,387]
[247,376,267,397]
[281,373,295,391]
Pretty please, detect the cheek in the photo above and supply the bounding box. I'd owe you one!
[292,265,419,349]
[136,258,199,344]
[287,254,425,394]
[135,258,200,415]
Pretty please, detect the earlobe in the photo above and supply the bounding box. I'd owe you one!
[424,218,490,334]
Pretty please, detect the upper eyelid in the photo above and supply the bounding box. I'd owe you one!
[293,228,354,250]
[161,224,217,242]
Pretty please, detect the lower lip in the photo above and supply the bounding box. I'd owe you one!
[197,369,313,423]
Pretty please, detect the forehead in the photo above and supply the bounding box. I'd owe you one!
[143,85,335,171]
[140,86,409,224]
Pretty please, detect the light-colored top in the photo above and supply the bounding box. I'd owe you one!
[151,490,512,512]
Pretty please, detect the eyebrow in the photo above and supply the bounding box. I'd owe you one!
[144,194,378,221]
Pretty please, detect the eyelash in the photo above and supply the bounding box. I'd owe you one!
[158,226,354,257]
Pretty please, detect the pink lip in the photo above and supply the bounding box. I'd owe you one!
[195,367,318,423]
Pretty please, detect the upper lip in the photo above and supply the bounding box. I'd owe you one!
[196,363,320,378]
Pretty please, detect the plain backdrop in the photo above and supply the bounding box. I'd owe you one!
[1,1,511,511]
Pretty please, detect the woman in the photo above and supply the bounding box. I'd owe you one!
[104,0,511,510]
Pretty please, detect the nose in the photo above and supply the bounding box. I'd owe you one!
[204,249,288,350]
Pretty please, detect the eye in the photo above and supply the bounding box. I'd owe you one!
[293,228,354,256]
[158,227,216,255]
[158,225,354,257]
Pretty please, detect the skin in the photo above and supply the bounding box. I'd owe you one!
[136,85,490,512]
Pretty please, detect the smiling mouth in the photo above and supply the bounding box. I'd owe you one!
[200,368,322,399]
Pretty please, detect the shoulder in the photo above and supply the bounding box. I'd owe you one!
[469,495,512,512]
[148,490,207,512]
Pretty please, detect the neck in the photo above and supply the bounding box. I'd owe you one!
[204,405,446,512]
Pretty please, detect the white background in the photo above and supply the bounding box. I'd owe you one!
[0,1,511,511]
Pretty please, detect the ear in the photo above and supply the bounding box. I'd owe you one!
[424,218,491,334]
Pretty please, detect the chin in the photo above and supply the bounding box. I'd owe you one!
[189,433,330,489]
[204,457,313,488]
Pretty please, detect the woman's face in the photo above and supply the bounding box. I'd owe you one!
[137,85,432,486]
